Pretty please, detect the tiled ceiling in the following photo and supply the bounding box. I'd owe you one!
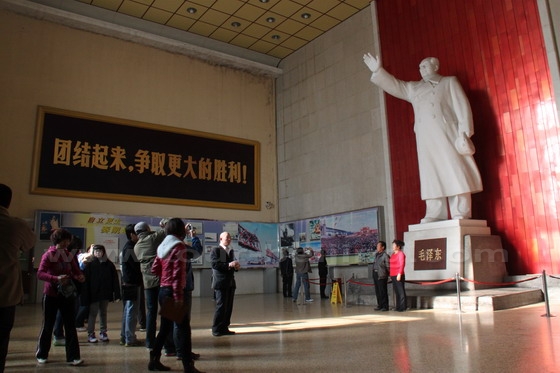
[73,0,372,59]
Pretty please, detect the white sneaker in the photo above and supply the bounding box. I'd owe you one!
[88,333,98,343]
[68,359,83,366]
[36,358,48,364]
[305,298,314,302]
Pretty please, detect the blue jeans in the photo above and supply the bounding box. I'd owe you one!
[292,273,310,301]
[121,292,139,344]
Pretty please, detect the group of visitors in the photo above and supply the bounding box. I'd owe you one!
[281,240,407,312]
[372,240,407,312]
[31,216,205,372]
[0,180,409,373]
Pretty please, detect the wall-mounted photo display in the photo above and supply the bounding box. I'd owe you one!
[34,206,382,271]
[280,207,383,265]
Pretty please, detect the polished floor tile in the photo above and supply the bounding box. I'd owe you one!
[5,291,560,372]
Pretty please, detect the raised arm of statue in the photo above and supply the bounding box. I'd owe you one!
[363,53,381,73]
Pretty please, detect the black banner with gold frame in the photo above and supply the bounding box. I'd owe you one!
[31,106,260,210]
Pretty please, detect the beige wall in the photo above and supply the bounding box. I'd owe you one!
[275,8,395,238]
[0,10,277,223]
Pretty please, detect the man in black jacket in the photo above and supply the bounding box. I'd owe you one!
[372,241,390,311]
[211,232,240,336]
[119,224,143,346]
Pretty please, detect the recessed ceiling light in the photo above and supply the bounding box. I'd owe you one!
[301,13,311,19]
[231,21,241,27]
[271,34,280,40]
[187,7,197,14]
[260,0,270,3]
[266,17,275,23]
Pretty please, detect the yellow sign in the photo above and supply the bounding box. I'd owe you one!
[330,282,342,304]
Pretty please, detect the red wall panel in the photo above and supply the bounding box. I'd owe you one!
[375,0,559,274]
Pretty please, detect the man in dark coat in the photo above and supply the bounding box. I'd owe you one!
[211,232,240,336]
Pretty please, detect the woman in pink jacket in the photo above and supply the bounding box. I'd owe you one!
[389,239,407,312]
[149,218,202,373]
[35,228,85,366]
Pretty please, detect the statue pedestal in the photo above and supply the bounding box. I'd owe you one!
[403,220,507,290]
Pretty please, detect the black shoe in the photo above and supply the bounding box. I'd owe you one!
[213,329,235,336]
[186,360,205,373]
[374,307,382,310]
[148,352,171,371]
[148,360,171,371]
[192,352,200,360]
[381,308,389,311]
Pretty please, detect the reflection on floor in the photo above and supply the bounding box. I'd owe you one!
[6,292,560,372]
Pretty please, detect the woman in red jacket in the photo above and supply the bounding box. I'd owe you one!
[149,218,202,373]
[389,239,407,312]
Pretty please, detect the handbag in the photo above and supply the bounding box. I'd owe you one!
[159,297,189,323]
[57,281,77,298]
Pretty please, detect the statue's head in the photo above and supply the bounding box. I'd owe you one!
[419,57,440,81]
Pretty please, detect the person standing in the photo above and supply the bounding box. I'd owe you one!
[82,244,121,343]
[363,53,483,223]
[36,228,85,366]
[52,235,83,346]
[0,184,35,372]
[211,232,240,337]
[390,239,407,312]
[175,224,203,361]
[149,218,203,373]
[75,243,93,331]
[292,247,314,303]
[318,249,329,299]
[120,224,143,347]
[134,220,167,350]
[279,249,293,298]
[372,241,390,311]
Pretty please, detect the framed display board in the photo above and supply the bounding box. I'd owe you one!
[31,106,260,210]
[279,207,383,266]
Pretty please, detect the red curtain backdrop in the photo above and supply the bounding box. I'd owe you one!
[375,0,559,274]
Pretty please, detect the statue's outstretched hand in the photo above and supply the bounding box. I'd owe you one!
[363,53,381,72]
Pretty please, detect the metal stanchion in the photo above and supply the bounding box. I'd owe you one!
[343,276,347,307]
[455,272,463,313]
[541,269,555,318]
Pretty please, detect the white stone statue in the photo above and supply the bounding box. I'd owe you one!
[363,53,483,223]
